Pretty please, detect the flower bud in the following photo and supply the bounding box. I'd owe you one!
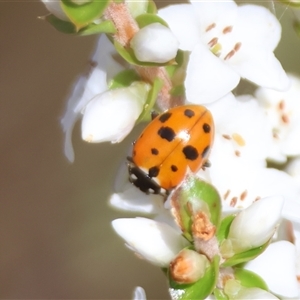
[228,196,284,253]
[130,23,179,63]
[169,249,209,284]
[81,82,149,143]
[41,0,69,21]
[112,218,190,267]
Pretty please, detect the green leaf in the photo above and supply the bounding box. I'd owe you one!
[136,77,164,123]
[216,215,235,243]
[135,13,168,28]
[234,268,268,291]
[61,0,109,29]
[108,70,141,89]
[221,240,270,267]
[44,14,116,35]
[147,0,157,14]
[114,40,175,67]
[214,288,229,300]
[169,255,219,300]
[165,50,185,78]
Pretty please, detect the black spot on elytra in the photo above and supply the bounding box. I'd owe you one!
[159,112,172,123]
[171,165,178,172]
[151,148,159,155]
[133,150,136,156]
[184,109,195,118]
[158,126,176,142]
[203,123,211,133]
[182,145,199,161]
[148,166,160,178]
[201,145,210,158]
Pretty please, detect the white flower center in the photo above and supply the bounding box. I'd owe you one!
[204,23,242,61]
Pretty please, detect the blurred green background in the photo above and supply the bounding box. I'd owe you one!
[0,1,299,299]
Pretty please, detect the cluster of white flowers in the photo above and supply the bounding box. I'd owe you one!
[42,0,300,298]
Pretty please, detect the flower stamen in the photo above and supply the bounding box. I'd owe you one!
[223,26,233,34]
[205,23,216,32]
[240,190,248,201]
[222,134,231,140]
[224,189,231,200]
[278,99,285,110]
[281,113,289,124]
[234,150,241,157]
[208,37,218,48]
[230,197,237,207]
[224,50,235,60]
[232,133,246,146]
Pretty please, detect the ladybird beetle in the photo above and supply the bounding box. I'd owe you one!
[127,105,214,195]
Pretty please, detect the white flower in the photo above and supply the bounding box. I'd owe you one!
[227,195,284,253]
[130,23,179,63]
[195,94,300,212]
[159,1,289,104]
[112,217,190,267]
[61,34,123,162]
[41,0,69,21]
[255,74,300,163]
[245,241,299,298]
[206,93,272,166]
[81,82,149,143]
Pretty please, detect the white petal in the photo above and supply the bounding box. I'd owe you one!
[61,35,122,161]
[245,241,299,298]
[61,76,88,162]
[112,218,190,267]
[41,0,69,21]
[282,196,300,226]
[81,83,148,143]
[285,157,300,185]
[235,5,281,51]
[109,160,164,213]
[199,154,300,212]
[206,94,272,164]
[133,287,146,300]
[109,183,163,214]
[130,23,179,63]
[185,43,240,104]
[158,4,200,51]
[190,0,237,30]
[228,196,284,252]
[232,50,290,92]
